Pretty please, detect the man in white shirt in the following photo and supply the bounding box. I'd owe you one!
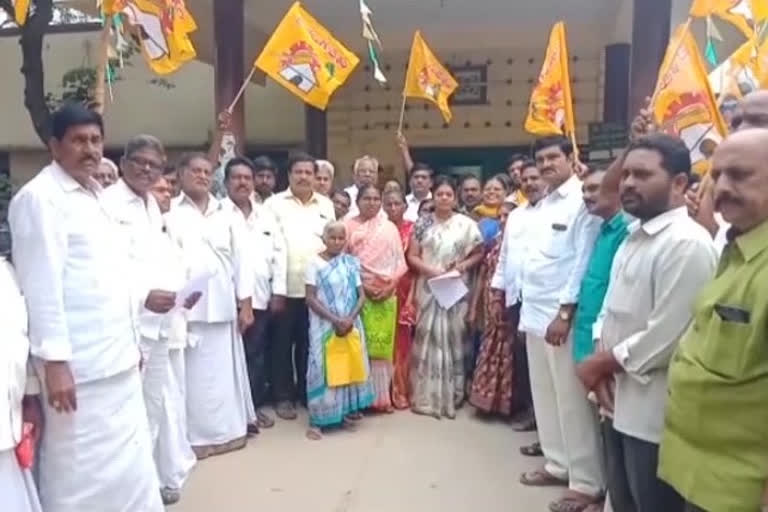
[404,163,434,222]
[9,104,167,512]
[167,152,256,459]
[345,154,380,218]
[264,153,335,420]
[0,256,43,512]
[516,136,604,512]
[104,135,198,505]
[223,156,288,430]
[575,134,717,512]
[490,161,545,429]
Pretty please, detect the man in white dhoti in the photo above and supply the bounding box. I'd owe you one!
[104,135,198,505]
[0,255,43,512]
[223,156,288,432]
[8,104,170,512]
[167,152,256,459]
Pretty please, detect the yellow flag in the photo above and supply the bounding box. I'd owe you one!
[255,2,359,110]
[524,22,576,139]
[709,37,768,98]
[12,0,29,25]
[403,31,458,122]
[114,0,198,75]
[652,23,728,174]
[690,0,757,38]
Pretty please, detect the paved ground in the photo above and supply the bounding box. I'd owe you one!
[173,407,560,512]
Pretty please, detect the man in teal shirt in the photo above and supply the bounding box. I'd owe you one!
[573,167,629,363]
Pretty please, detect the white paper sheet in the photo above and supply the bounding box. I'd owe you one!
[427,270,469,309]
[174,270,213,311]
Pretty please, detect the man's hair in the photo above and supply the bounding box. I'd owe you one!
[353,155,379,173]
[287,152,318,173]
[410,162,434,177]
[460,174,482,187]
[505,153,528,168]
[100,157,118,175]
[520,159,538,173]
[331,189,351,202]
[582,164,607,178]
[163,164,177,177]
[252,155,277,174]
[224,156,256,182]
[123,134,164,159]
[316,159,336,177]
[175,152,209,171]
[626,133,691,176]
[51,103,104,140]
[533,135,573,158]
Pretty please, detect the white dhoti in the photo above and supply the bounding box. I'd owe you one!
[141,339,196,489]
[185,321,256,447]
[0,449,43,512]
[39,368,163,512]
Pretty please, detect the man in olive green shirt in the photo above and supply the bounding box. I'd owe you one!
[660,128,768,512]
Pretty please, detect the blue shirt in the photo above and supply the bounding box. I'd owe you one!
[572,211,629,363]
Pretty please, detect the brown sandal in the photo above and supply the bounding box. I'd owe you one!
[519,469,568,487]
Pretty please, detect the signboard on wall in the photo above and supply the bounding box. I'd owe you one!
[450,65,488,105]
[588,121,628,162]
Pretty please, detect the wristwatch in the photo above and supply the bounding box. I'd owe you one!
[559,309,572,321]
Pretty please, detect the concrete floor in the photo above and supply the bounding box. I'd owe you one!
[173,408,560,512]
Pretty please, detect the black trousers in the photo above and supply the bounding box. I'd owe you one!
[242,309,270,408]
[512,307,532,415]
[602,419,686,512]
[270,298,309,405]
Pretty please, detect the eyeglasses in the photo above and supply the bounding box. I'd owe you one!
[128,156,163,174]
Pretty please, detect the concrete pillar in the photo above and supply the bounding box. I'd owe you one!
[603,43,631,123]
[213,0,245,151]
[629,0,672,119]
[305,106,327,159]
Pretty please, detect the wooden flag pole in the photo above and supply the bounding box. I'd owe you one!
[227,66,257,113]
[93,15,112,114]
[397,93,407,134]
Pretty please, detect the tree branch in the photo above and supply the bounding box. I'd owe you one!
[19,0,54,145]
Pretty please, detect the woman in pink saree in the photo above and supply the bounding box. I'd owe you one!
[345,185,408,412]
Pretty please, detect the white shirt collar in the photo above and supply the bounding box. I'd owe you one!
[49,160,102,194]
[549,173,581,199]
[627,206,689,237]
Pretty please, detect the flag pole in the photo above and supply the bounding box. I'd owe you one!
[397,93,407,134]
[93,15,112,114]
[227,67,257,113]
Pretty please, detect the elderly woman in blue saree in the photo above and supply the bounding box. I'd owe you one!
[304,221,375,440]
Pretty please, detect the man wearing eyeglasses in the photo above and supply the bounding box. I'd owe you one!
[344,155,384,219]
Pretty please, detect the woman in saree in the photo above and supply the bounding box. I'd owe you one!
[345,185,408,412]
[304,221,374,440]
[406,177,484,419]
[468,202,517,416]
[382,189,416,410]
[474,174,511,246]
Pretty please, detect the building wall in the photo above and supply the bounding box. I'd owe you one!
[327,42,606,186]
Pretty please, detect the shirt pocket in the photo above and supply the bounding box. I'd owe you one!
[539,222,570,258]
[698,310,750,378]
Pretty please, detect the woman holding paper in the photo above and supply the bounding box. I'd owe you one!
[305,221,374,440]
[345,185,408,412]
[406,177,483,419]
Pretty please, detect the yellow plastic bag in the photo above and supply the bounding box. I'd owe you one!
[325,328,367,387]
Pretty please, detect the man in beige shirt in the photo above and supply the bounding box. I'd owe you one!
[575,134,717,512]
[264,153,335,420]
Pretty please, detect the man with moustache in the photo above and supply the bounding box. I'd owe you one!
[223,156,287,431]
[506,154,528,205]
[659,128,768,512]
[264,153,335,420]
[252,156,278,203]
[344,155,381,218]
[459,175,483,215]
[168,153,256,459]
[104,135,199,505]
[575,134,717,512]
[9,104,167,511]
[516,136,604,512]
[490,160,546,431]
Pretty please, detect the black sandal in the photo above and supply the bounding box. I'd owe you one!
[519,441,543,457]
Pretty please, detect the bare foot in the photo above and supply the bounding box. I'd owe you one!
[306,427,322,441]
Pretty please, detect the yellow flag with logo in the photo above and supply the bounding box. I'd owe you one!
[106,0,198,75]
[690,0,759,38]
[652,23,728,174]
[709,37,768,98]
[524,21,576,138]
[12,0,29,25]
[255,2,359,110]
[403,31,458,122]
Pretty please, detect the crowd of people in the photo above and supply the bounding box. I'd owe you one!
[1,89,768,512]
